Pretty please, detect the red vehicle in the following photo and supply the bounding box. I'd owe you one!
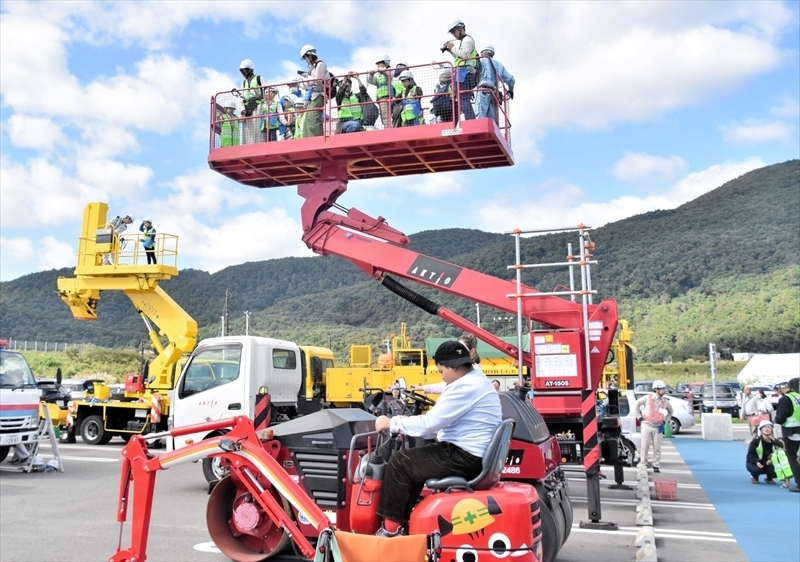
[109,61,620,562]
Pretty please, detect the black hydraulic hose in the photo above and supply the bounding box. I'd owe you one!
[381,275,441,316]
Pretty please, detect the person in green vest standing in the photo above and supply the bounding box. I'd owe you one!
[139,219,157,265]
[368,55,394,129]
[442,19,478,121]
[238,59,264,145]
[219,104,240,147]
[395,70,423,127]
[775,377,800,492]
[293,98,307,140]
[260,86,282,142]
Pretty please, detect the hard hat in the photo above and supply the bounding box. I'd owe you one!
[481,45,495,55]
[448,19,465,33]
[239,59,255,70]
[267,85,278,93]
[300,44,316,58]
[223,103,236,109]
[758,419,773,431]
[376,54,391,65]
[294,98,307,106]
[126,215,135,222]
[398,70,414,81]
[652,380,667,390]
[143,218,152,223]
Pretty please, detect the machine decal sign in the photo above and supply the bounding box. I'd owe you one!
[544,379,570,387]
[406,256,462,287]
[503,449,524,474]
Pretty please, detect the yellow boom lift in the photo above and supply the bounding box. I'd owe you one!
[56,202,197,444]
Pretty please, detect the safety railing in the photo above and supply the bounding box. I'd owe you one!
[79,232,179,268]
[209,57,511,151]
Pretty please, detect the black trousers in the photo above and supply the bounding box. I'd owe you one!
[145,249,157,264]
[783,437,800,485]
[746,461,776,480]
[377,441,482,522]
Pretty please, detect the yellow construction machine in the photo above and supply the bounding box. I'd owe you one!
[56,202,198,444]
[601,319,635,389]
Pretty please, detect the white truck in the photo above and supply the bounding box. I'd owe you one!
[0,346,42,463]
[168,335,335,482]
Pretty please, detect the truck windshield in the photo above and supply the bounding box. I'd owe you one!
[179,346,242,398]
[0,350,37,388]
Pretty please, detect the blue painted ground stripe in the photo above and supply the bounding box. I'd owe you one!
[673,437,800,562]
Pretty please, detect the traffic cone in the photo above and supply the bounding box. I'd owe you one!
[664,420,673,438]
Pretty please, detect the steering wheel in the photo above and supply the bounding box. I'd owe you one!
[400,388,437,408]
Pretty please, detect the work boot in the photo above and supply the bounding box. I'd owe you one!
[789,486,800,493]
[751,477,759,484]
[653,467,660,473]
[765,479,776,485]
[9,456,30,466]
[375,525,406,538]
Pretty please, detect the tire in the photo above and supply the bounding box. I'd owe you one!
[620,438,636,467]
[120,433,133,443]
[0,446,9,463]
[669,418,681,435]
[81,415,112,445]
[534,483,564,562]
[203,456,231,484]
[560,493,574,542]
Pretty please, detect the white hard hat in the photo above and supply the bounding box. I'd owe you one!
[294,98,307,107]
[239,59,255,70]
[481,45,495,54]
[652,380,667,390]
[758,419,773,431]
[448,19,465,32]
[126,215,135,223]
[376,54,391,65]
[300,44,316,58]
[143,218,152,223]
[398,70,414,81]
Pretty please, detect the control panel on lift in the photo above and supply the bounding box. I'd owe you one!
[530,330,585,391]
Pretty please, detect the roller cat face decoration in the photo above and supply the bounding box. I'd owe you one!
[437,495,540,560]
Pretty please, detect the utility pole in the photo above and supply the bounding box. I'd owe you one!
[244,311,251,335]
[476,303,481,328]
[223,289,230,337]
[709,343,718,411]
[220,316,225,337]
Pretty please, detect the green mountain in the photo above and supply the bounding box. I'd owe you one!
[1,160,798,362]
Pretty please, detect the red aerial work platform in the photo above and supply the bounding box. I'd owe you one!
[207,61,513,187]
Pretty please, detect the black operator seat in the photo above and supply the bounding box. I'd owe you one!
[425,419,514,492]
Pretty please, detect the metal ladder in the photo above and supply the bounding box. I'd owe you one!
[20,405,64,473]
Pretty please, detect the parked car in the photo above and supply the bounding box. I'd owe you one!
[633,381,684,399]
[675,383,695,405]
[60,378,105,401]
[663,395,696,434]
[688,382,706,410]
[701,383,739,417]
[596,388,640,466]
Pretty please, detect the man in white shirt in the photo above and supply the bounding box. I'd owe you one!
[373,341,502,536]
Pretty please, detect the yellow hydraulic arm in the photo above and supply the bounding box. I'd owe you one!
[57,202,198,390]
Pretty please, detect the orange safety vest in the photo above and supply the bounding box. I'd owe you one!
[642,394,667,424]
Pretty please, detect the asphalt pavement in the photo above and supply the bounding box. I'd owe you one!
[0,423,790,562]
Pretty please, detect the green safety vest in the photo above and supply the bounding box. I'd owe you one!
[453,36,478,67]
[220,114,239,147]
[337,93,362,121]
[374,72,390,99]
[294,110,306,139]
[784,391,800,427]
[242,75,262,100]
[401,87,422,124]
[755,440,793,479]
[260,98,281,131]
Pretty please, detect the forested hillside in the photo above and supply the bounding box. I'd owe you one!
[1,160,797,362]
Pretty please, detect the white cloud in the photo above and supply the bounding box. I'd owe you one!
[0,235,75,281]
[475,157,766,232]
[770,97,800,118]
[4,115,67,150]
[402,174,467,198]
[612,152,689,184]
[719,119,793,144]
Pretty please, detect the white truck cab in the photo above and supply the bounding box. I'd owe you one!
[169,336,304,451]
[0,348,42,462]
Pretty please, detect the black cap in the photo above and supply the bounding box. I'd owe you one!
[433,341,472,367]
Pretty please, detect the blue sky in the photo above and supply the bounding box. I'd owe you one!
[1,1,798,281]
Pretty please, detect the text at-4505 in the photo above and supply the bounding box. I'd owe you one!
[545,380,570,387]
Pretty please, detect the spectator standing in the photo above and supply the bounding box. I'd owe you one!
[299,44,328,138]
[260,86,281,142]
[430,69,454,123]
[238,59,263,145]
[292,98,308,139]
[373,341,501,537]
[746,420,780,484]
[741,386,760,437]
[774,377,800,492]
[635,380,673,473]
[443,19,478,121]
[219,105,240,147]
[140,219,157,265]
[756,388,775,421]
[396,71,423,127]
[368,55,396,129]
[102,214,134,265]
[475,45,515,120]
